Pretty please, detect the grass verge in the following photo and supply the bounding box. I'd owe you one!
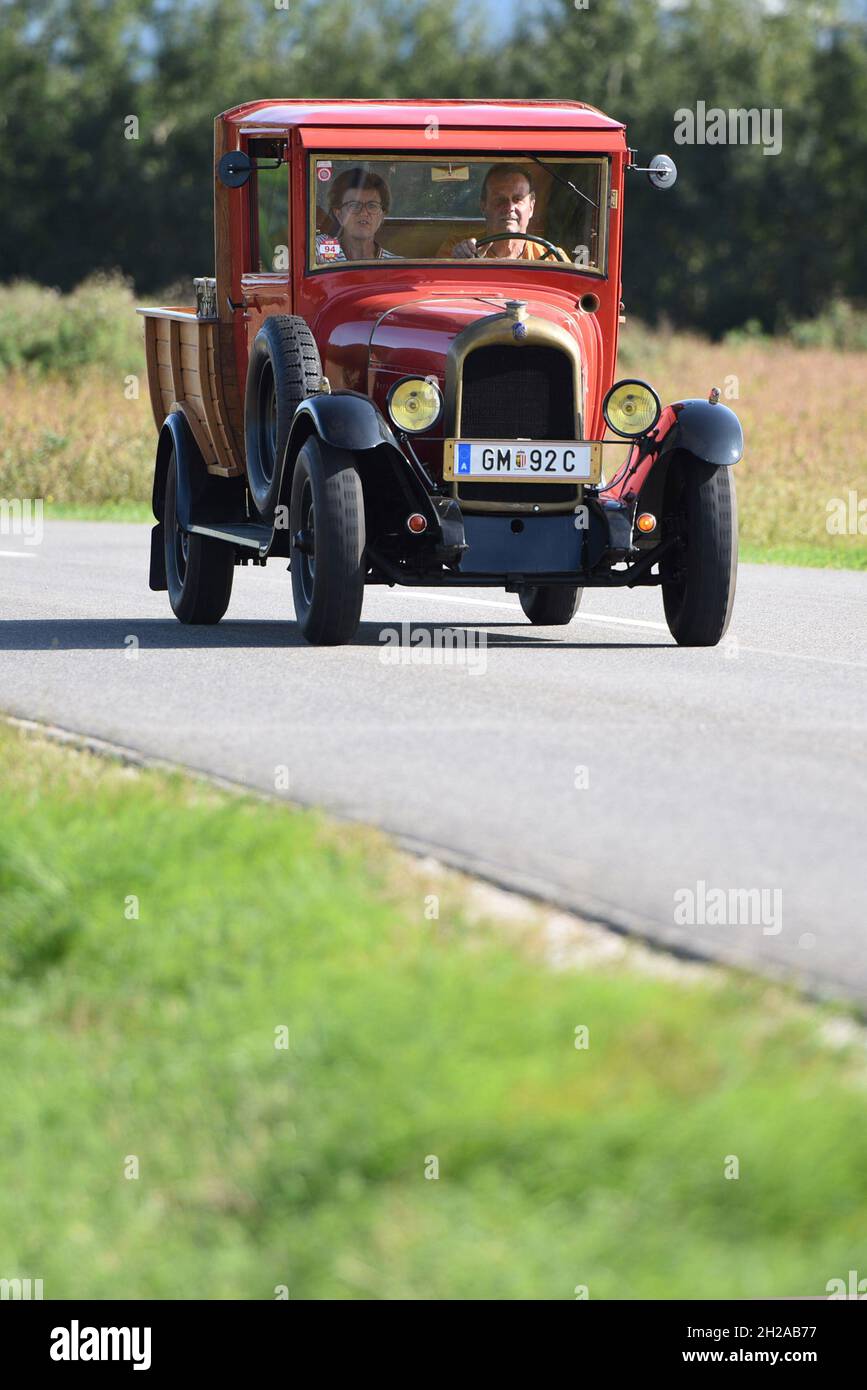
[1,723,865,1300]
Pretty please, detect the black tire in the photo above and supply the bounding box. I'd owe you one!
[662,457,738,646]
[163,450,234,624]
[289,436,365,645]
[244,315,322,518]
[519,584,583,625]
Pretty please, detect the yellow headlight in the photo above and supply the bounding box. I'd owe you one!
[387,378,443,433]
[603,379,661,438]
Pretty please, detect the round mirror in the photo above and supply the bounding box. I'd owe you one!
[648,154,677,190]
[217,150,253,189]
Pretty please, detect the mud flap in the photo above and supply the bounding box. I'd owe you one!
[149,523,167,590]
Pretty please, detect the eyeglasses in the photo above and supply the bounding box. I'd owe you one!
[339,199,383,214]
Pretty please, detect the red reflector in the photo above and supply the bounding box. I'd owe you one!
[407,513,427,534]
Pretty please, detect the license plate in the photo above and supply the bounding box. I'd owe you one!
[444,440,598,482]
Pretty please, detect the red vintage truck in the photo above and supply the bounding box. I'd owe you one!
[138,98,741,645]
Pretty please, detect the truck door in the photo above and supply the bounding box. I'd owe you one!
[239,136,293,358]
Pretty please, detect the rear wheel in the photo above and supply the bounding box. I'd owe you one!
[289,436,365,645]
[163,450,234,624]
[519,584,583,625]
[661,457,738,646]
[244,315,322,518]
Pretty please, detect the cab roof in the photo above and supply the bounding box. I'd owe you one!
[220,98,625,133]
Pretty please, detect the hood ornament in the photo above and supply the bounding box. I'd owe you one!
[506,300,528,341]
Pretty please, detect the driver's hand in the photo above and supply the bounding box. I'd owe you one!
[452,238,478,258]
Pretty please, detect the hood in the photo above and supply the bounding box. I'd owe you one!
[367,291,598,381]
[313,284,601,392]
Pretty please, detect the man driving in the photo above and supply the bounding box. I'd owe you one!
[436,164,565,260]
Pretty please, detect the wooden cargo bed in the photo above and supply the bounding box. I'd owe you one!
[137,306,245,478]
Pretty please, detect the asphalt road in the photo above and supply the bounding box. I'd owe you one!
[2,522,865,1001]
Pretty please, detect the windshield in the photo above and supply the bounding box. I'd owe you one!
[308,154,608,274]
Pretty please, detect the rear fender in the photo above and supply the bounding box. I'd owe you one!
[149,411,246,589]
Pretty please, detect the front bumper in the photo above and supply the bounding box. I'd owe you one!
[366,493,674,588]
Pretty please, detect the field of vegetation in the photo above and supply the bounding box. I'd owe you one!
[2,721,866,1300]
[0,275,865,565]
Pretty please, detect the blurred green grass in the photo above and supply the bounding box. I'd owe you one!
[1,724,865,1300]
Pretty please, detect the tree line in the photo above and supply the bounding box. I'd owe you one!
[0,0,864,336]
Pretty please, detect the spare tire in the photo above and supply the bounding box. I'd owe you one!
[244,315,322,518]
[519,584,583,625]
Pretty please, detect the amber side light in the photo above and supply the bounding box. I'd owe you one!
[636,513,657,534]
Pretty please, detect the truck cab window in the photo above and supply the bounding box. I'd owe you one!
[249,140,288,272]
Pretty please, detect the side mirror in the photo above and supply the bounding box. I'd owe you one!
[627,153,678,190]
[217,150,252,188]
[647,154,677,190]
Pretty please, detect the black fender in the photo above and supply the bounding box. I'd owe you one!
[276,389,404,513]
[663,399,743,467]
[285,390,402,460]
[149,411,246,590]
[275,390,462,558]
[630,400,742,542]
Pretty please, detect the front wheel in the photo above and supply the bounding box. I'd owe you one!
[163,450,234,624]
[661,457,738,647]
[519,584,583,625]
[289,436,365,645]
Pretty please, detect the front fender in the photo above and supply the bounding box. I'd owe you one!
[664,398,743,467]
[285,389,402,460]
[276,390,455,552]
[597,399,743,552]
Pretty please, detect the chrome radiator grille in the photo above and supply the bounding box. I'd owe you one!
[457,344,578,505]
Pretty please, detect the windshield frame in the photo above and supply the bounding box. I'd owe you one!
[305,151,611,278]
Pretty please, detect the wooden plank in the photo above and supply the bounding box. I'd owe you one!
[198,323,241,477]
[155,318,172,343]
[213,321,246,470]
[170,400,218,467]
[156,339,172,367]
[144,318,167,433]
[184,392,210,420]
[168,319,184,404]
[178,321,199,349]
[179,343,199,371]
[181,367,205,398]
[157,363,174,392]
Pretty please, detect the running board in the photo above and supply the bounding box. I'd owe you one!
[186,521,273,557]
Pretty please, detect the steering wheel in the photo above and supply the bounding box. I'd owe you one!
[473,232,569,263]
